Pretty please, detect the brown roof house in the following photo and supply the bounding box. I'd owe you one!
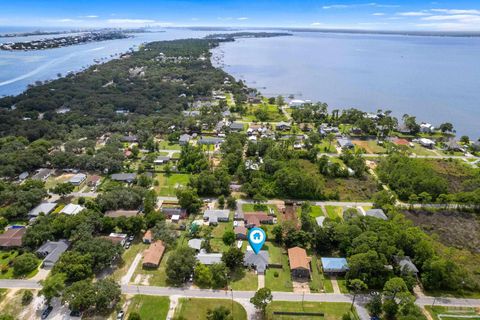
[0,227,26,248]
[142,240,165,268]
[143,230,153,244]
[244,212,273,229]
[234,226,248,240]
[288,247,311,279]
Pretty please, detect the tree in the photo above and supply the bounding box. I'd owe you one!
[52,251,93,282]
[207,306,233,320]
[152,219,177,248]
[51,182,74,197]
[128,312,142,320]
[222,230,235,246]
[73,237,123,272]
[218,195,225,208]
[210,263,228,289]
[194,263,213,288]
[62,280,96,312]
[221,247,244,271]
[166,247,197,286]
[226,196,237,210]
[348,279,368,309]
[366,294,383,317]
[383,277,408,300]
[176,188,203,215]
[39,273,66,304]
[13,253,38,277]
[272,224,283,244]
[250,288,272,315]
[372,190,397,209]
[439,122,454,133]
[383,299,399,320]
[460,135,470,144]
[93,278,121,310]
[22,290,33,305]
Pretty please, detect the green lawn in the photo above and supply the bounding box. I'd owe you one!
[425,306,480,320]
[133,250,170,286]
[265,242,283,265]
[411,143,438,156]
[230,269,258,291]
[317,141,337,153]
[309,256,324,293]
[112,242,148,282]
[175,298,247,320]
[265,248,293,292]
[211,221,232,239]
[336,276,349,293]
[325,206,343,220]
[0,251,39,279]
[155,173,191,196]
[158,141,182,150]
[309,206,324,218]
[127,295,170,320]
[266,301,357,320]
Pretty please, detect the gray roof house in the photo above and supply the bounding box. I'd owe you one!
[179,134,191,145]
[196,250,223,265]
[203,209,230,225]
[394,256,419,274]
[230,122,244,132]
[69,173,87,186]
[18,172,29,181]
[365,209,388,220]
[32,168,53,181]
[337,138,354,149]
[198,137,224,145]
[276,122,291,131]
[110,173,137,183]
[244,250,269,274]
[188,238,203,251]
[36,240,69,269]
[28,202,57,217]
[154,156,171,165]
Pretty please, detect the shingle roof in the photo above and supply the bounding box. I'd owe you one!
[28,203,57,217]
[203,209,230,220]
[143,240,165,267]
[196,251,223,265]
[188,238,203,251]
[36,240,69,266]
[0,228,26,247]
[321,257,349,272]
[110,173,137,182]
[244,250,269,273]
[69,173,86,184]
[365,209,388,220]
[288,247,310,270]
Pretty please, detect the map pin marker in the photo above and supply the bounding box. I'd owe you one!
[248,227,266,254]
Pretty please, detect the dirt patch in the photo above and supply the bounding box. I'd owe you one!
[403,210,480,253]
[352,140,375,154]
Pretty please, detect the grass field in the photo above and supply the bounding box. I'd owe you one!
[325,206,343,220]
[158,141,182,150]
[230,269,258,291]
[352,140,386,154]
[425,306,480,320]
[133,250,170,286]
[111,242,148,281]
[317,140,337,153]
[127,295,170,320]
[309,256,325,293]
[309,206,324,218]
[265,245,293,292]
[175,298,247,320]
[411,143,438,156]
[265,242,283,265]
[324,175,380,202]
[266,301,357,320]
[155,173,190,196]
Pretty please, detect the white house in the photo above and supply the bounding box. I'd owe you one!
[60,203,85,215]
[420,123,435,133]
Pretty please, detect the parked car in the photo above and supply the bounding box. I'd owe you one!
[70,310,82,318]
[117,310,125,320]
[128,235,134,242]
[125,242,131,249]
[41,306,53,319]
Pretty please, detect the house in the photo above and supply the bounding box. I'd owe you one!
[198,137,224,145]
[87,175,101,187]
[0,227,26,248]
[234,209,244,221]
[244,250,269,274]
[365,209,388,220]
[230,122,244,132]
[60,203,85,215]
[182,110,201,117]
[110,173,137,183]
[315,216,326,227]
[179,134,191,145]
[154,156,171,165]
[234,226,248,240]
[420,123,435,133]
[244,213,273,228]
[276,122,291,131]
[104,233,128,246]
[35,240,69,269]
[288,247,311,279]
[161,208,187,219]
[321,257,349,274]
[446,139,464,152]
[188,238,203,251]
[203,209,230,225]
[142,240,165,268]
[32,168,53,181]
[196,251,223,265]
[143,230,153,244]
[337,138,354,150]
[28,202,57,217]
[104,210,139,218]
[289,99,306,108]
[121,135,138,143]
[68,173,87,186]
[18,172,29,181]
[418,138,435,149]
[394,256,419,275]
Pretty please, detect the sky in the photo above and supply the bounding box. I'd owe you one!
[1,0,480,31]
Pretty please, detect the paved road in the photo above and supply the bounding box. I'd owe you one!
[0,279,41,289]
[121,253,142,285]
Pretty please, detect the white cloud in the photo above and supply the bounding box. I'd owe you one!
[107,19,156,24]
[82,15,99,18]
[422,14,480,21]
[323,3,399,10]
[372,13,385,16]
[311,22,327,26]
[431,9,480,15]
[237,17,249,21]
[397,11,431,16]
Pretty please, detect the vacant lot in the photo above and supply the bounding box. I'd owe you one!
[266,301,357,320]
[403,210,480,253]
[426,306,480,320]
[155,173,190,196]
[421,159,479,193]
[175,298,247,320]
[127,295,170,320]
[325,175,379,201]
[352,140,386,154]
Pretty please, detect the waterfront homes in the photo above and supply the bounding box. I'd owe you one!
[289,99,307,108]
[321,257,349,274]
[288,247,311,279]
[28,202,57,218]
[142,240,166,269]
[0,227,26,249]
[68,173,87,186]
[420,122,435,133]
[36,240,69,269]
[244,250,269,274]
[203,209,230,225]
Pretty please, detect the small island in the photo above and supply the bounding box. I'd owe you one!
[205,32,292,41]
[0,31,131,51]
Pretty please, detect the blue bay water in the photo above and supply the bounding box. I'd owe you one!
[211,32,480,138]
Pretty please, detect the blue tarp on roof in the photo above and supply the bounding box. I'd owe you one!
[321,257,349,272]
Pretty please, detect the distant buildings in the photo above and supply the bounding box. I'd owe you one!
[110,173,137,183]
[179,134,191,145]
[420,123,435,133]
[337,138,354,150]
[418,138,435,149]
